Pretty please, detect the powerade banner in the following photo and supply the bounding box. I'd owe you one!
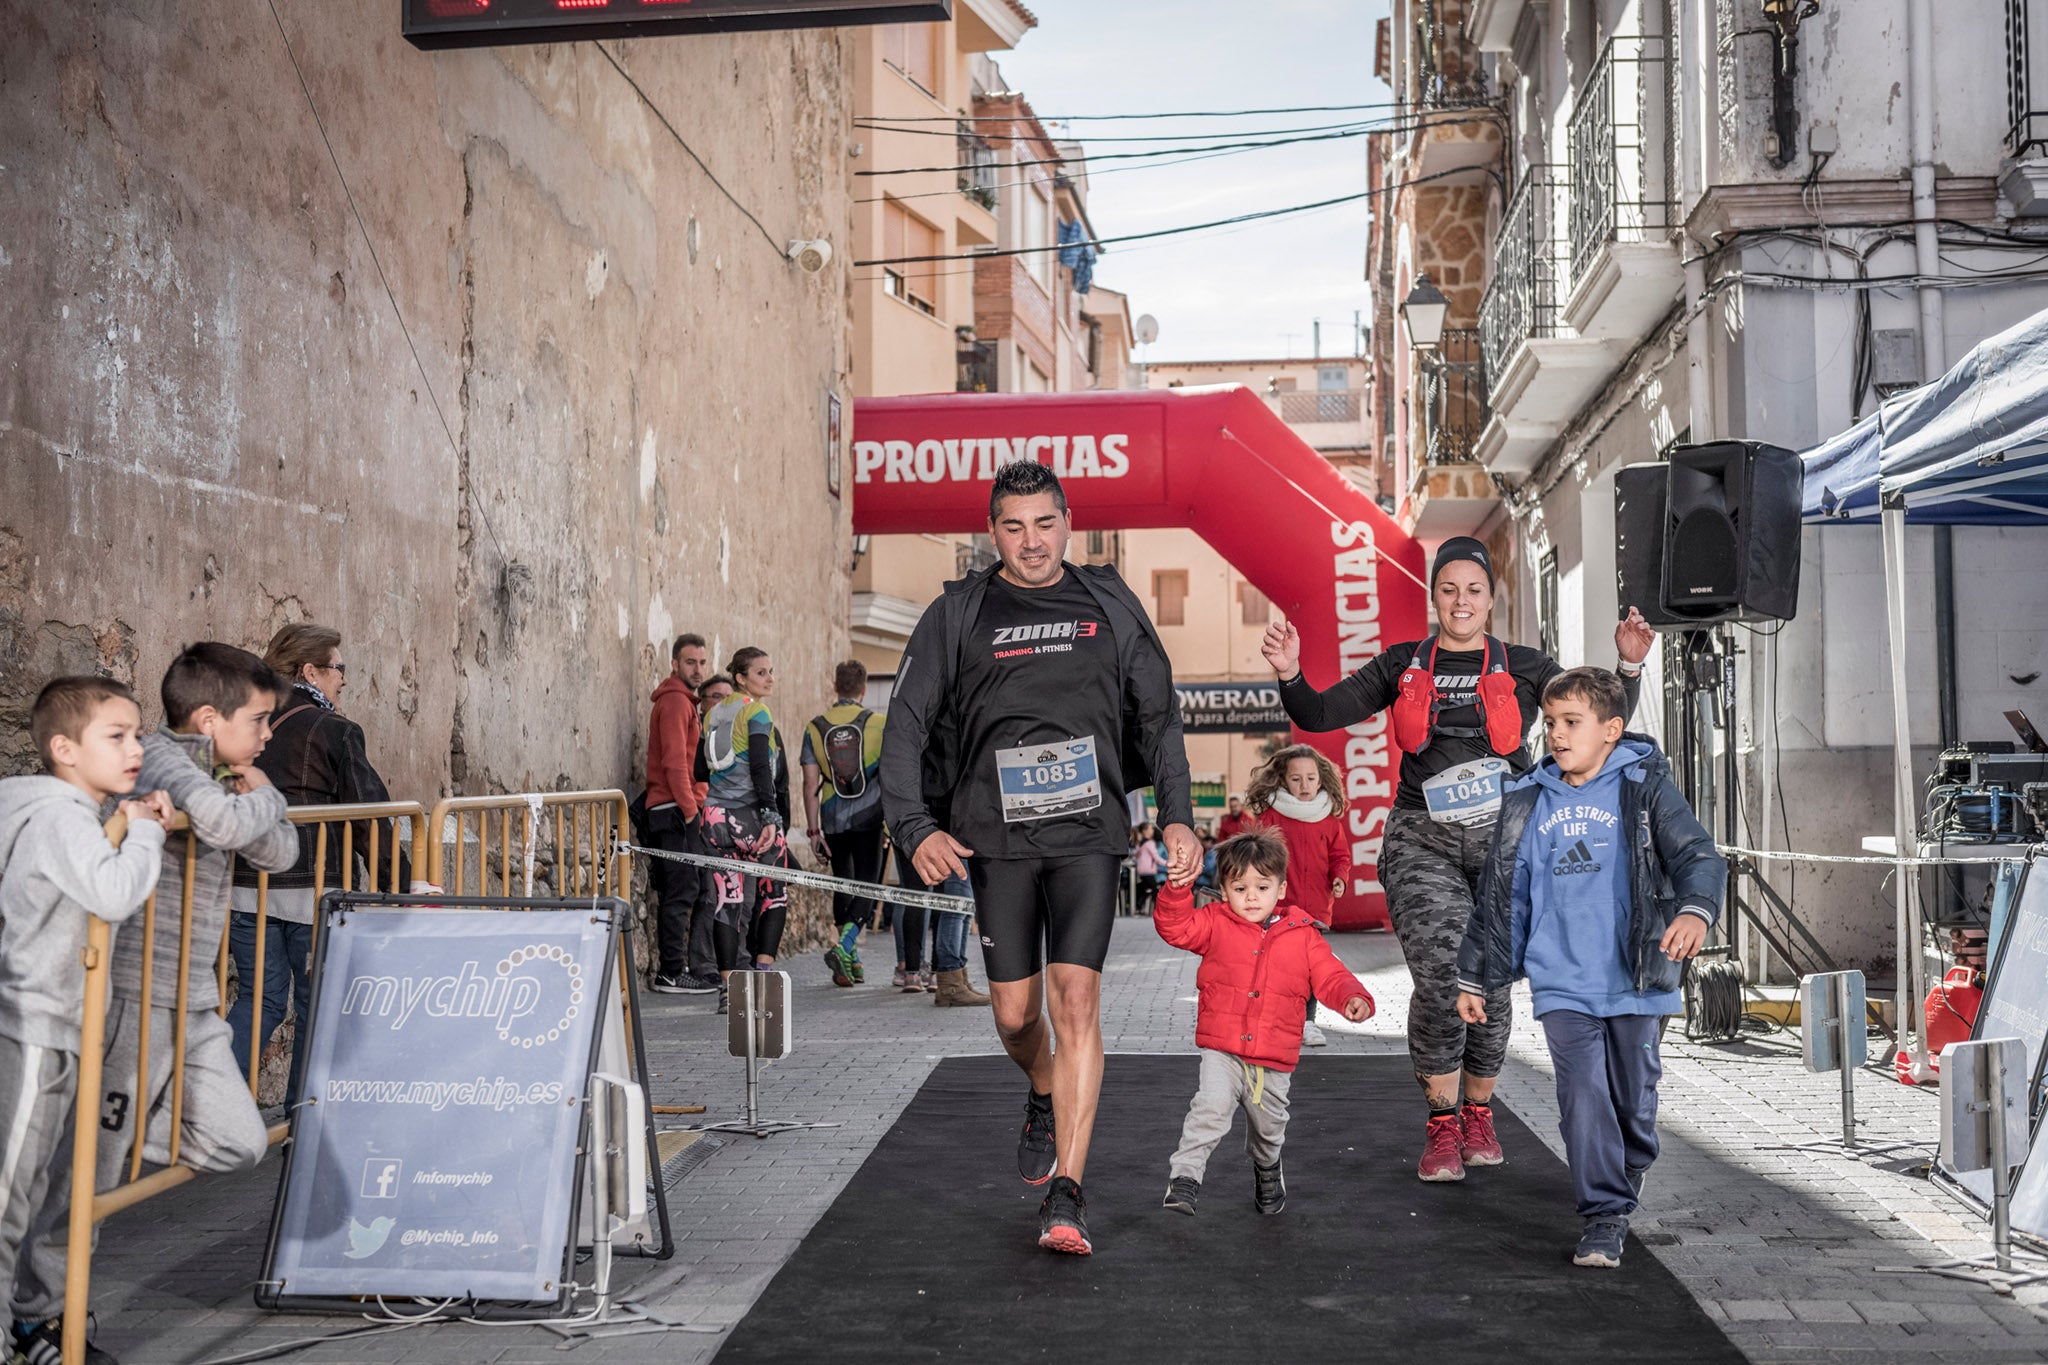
[266,909,612,1302]
[853,387,1428,929]
[1175,682,1289,734]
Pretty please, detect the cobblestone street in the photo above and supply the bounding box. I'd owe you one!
[80,919,2048,1364]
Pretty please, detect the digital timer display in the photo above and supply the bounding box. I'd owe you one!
[403,0,954,50]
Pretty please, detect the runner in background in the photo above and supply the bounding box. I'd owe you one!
[1263,536,1656,1183]
[881,460,1196,1257]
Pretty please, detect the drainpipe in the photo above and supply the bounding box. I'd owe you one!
[1908,0,1944,380]
[1680,0,1713,444]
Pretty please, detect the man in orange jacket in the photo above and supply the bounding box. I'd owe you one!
[647,634,716,992]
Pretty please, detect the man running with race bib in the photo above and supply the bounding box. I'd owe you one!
[1264,536,1655,1182]
[882,460,1198,1256]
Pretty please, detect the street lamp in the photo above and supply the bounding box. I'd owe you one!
[1400,273,1449,354]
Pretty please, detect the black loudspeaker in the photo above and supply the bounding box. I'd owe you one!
[1615,463,1692,628]
[1613,442,1804,625]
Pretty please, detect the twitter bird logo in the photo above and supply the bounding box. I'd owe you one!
[344,1215,396,1260]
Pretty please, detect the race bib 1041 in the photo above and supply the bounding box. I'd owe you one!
[1422,756,1511,826]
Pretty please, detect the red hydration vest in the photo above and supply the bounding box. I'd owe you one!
[1389,635,1524,757]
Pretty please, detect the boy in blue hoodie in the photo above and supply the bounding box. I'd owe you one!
[1454,667,1724,1271]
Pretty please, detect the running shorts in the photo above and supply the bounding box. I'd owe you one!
[967,852,1122,982]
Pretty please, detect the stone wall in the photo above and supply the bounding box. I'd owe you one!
[1,3,857,818]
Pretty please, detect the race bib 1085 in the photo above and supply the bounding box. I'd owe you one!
[995,736,1102,823]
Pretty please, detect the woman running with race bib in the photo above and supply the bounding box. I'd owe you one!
[1262,536,1655,1183]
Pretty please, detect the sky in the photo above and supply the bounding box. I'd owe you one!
[997,0,1392,365]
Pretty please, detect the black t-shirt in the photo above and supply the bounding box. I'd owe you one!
[1278,639,1640,810]
[948,571,1128,858]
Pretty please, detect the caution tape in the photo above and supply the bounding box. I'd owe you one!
[618,840,976,916]
[1716,842,2038,869]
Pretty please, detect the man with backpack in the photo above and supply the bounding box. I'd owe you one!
[802,660,888,988]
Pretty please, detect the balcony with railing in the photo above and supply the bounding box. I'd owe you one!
[1265,388,1370,448]
[1408,0,1502,180]
[1562,34,1681,339]
[1407,328,1499,538]
[958,122,999,212]
[2003,0,2048,213]
[1474,165,1627,477]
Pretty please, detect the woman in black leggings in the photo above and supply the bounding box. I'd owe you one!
[1264,537,1654,1183]
[698,647,795,1005]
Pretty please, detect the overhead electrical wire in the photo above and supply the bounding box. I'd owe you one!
[856,114,1498,178]
[854,116,1394,143]
[869,98,1488,123]
[855,166,1483,268]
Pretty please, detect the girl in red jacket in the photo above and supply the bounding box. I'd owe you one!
[1155,827,1373,1217]
[1247,744,1351,1047]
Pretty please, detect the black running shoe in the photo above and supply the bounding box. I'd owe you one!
[1018,1089,1056,1185]
[14,1317,118,1365]
[1038,1176,1092,1255]
[1254,1160,1286,1215]
[1162,1175,1201,1215]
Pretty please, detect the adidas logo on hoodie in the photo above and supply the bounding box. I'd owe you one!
[1552,839,1604,876]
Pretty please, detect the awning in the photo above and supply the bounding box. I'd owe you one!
[1803,308,2048,526]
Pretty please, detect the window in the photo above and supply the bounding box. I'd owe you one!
[881,24,938,96]
[882,200,939,317]
[1021,179,1052,292]
[1238,582,1270,625]
[1087,530,1106,556]
[1152,569,1189,627]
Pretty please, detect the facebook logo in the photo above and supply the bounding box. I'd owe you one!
[361,1158,403,1199]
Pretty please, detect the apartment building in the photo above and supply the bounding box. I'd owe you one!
[1373,0,2048,971]
[849,20,1130,674]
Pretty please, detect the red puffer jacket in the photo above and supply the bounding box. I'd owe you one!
[1154,883,1373,1072]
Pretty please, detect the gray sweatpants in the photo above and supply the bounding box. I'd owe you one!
[1379,809,1512,1080]
[1168,1049,1293,1181]
[13,1000,267,1318]
[0,1038,77,1323]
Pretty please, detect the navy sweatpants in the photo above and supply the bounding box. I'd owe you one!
[1539,1009,1662,1218]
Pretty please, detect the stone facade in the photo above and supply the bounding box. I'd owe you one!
[1,4,856,814]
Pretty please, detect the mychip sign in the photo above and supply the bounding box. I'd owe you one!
[263,908,616,1306]
[1174,682,1290,734]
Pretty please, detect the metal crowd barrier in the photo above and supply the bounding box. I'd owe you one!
[63,799,426,1365]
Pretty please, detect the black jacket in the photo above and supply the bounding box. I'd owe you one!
[231,686,411,892]
[880,561,1193,859]
[1456,734,1725,999]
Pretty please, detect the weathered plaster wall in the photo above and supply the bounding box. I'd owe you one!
[1,2,855,808]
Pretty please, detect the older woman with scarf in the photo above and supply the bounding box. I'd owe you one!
[228,623,409,1104]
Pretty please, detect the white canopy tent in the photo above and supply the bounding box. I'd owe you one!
[1801,308,2048,1072]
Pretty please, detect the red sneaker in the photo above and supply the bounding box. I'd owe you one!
[1419,1114,1466,1182]
[1459,1101,1504,1166]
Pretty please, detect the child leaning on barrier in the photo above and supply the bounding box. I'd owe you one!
[1454,666,1725,1272]
[0,678,172,1364]
[1155,827,1374,1218]
[11,645,299,1355]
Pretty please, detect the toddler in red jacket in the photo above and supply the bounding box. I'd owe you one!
[1155,827,1373,1216]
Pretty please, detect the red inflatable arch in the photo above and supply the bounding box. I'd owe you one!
[851,386,1427,931]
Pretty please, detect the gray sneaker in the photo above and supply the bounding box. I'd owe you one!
[1573,1216,1628,1268]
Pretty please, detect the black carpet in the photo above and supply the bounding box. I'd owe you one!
[715,1054,1744,1363]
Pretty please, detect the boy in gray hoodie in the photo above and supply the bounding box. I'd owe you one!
[0,677,172,1364]
[12,645,297,1351]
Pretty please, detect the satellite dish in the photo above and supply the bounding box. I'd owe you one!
[1135,314,1160,345]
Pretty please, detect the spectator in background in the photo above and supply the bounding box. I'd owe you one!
[700,675,735,710]
[228,624,409,1106]
[645,634,719,994]
[1246,743,1351,1049]
[802,661,887,989]
[1197,831,1219,890]
[1217,792,1253,841]
[698,648,794,1011]
[1134,822,1163,914]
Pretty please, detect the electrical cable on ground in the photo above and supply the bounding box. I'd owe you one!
[1684,956,1780,1042]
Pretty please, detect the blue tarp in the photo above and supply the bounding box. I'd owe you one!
[1801,308,2048,526]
